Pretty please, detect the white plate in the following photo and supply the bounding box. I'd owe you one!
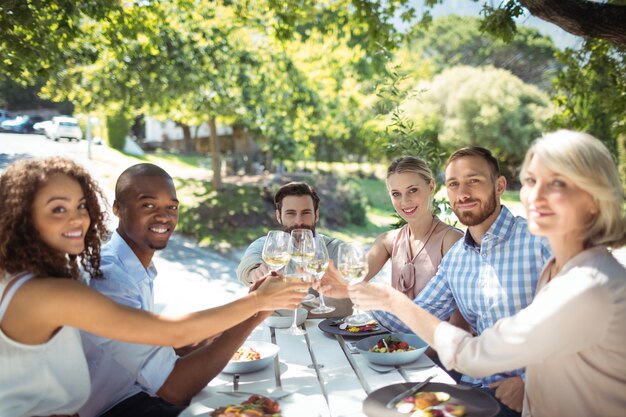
[179,392,324,417]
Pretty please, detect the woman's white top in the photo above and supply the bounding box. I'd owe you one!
[0,272,91,416]
[435,246,626,417]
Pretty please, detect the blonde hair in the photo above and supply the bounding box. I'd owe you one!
[387,156,435,184]
[520,130,626,248]
[386,156,435,211]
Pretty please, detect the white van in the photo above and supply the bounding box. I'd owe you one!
[47,116,82,141]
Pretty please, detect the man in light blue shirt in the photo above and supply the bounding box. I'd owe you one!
[80,164,271,417]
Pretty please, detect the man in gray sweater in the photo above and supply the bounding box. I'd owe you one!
[236,181,351,315]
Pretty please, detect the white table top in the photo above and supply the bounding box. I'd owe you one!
[180,318,456,417]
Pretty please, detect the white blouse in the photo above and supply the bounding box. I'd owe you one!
[0,273,91,416]
[434,246,626,417]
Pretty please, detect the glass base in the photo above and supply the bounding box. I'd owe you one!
[311,305,336,314]
[281,326,306,335]
[344,312,373,326]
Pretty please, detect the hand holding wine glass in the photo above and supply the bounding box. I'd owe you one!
[308,235,335,314]
[337,242,373,326]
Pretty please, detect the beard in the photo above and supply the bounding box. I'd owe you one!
[283,223,316,236]
[453,190,498,227]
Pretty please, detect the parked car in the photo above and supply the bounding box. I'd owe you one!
[33,120,54,135]
[0,115,44,133]
[47,116,82,141]
[0,109,12,124]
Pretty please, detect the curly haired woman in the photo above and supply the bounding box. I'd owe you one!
[0,157,308,417]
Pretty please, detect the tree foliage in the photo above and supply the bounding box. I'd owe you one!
[405,15,560,90]
[0,0,116,82]
[548,39,626,157]
[403,66,549,180]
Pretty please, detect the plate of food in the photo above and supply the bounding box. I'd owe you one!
[179,392,323,417]
[363,382,500,417]
[318,317,388,337]
[356,333,428,366]
[222,341,279,374]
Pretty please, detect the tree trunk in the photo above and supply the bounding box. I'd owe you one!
[519,0,626,47]
[180,124,193,153]
[209,117,222,189]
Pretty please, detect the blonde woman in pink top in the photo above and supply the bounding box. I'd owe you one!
[367,156,463,298]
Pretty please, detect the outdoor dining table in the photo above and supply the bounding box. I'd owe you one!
[180,318,458,417]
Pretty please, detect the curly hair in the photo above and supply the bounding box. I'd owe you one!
[0,157,109,280]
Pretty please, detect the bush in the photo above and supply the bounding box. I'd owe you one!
[106,110,129,151]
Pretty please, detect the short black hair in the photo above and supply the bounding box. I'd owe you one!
[115,163,172,202]
[274,182,320,212]
[445,146,501,179]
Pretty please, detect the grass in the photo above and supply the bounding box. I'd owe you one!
[502,190,521,202]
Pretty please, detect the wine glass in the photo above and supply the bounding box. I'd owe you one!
[308,235,335,314]
[289,229,315,266]
[337,242,373,326]
[261,231,290,272]
[282,229,315,335]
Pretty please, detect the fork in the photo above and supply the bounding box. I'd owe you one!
[217,390,293,400]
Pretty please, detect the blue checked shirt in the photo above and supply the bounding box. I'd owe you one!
[373,206,551,386]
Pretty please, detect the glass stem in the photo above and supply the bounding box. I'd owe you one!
[291,310,298,328]
[319,292,327,307]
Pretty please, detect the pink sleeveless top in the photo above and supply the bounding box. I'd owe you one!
[391,217,456,299]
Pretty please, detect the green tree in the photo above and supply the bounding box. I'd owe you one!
[549,39,626,158]
[404,15,559,90]
[403,65,549,180]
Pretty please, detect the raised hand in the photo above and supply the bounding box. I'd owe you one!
[347,282,395,312]
[254,274,309,311]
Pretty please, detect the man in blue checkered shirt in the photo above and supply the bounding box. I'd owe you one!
[379,147,551,416]
[323,147,551,416]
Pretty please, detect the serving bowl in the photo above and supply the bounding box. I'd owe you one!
[264,308,307,328]
[222,341,280,374]
[355,333,428,366]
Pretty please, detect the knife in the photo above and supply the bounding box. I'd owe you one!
[385,375,435,409]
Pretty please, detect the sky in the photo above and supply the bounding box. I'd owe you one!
[400,0,581,50]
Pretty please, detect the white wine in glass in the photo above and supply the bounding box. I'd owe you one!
[308,235,335,314]
[338,242,373,326]
[261,231,290,272]
[289,229,315,266]
[282,261,313,336]
[283,229,315,335]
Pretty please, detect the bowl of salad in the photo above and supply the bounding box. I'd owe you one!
[356,333,428,366]
[222,340,280,374]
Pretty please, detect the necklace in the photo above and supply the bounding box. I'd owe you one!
[408,217,438,261]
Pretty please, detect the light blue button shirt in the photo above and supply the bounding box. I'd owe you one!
[373,206,552,386]
[79,232,177,417]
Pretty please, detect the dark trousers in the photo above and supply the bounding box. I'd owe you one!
[480,387,522,417]
[100,392,185,417]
